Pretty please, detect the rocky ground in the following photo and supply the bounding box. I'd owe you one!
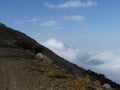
[0,47,32,90]
[0,47,116,90]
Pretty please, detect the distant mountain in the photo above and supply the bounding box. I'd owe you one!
[0,23,120,90]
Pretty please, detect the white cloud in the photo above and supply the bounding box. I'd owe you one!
[88,51,120,64]
[43,38,64,50]
[77,51,120,84]
[64,15,85,21]
[25,18,39,23]
[13,18,39,24]
[44,0,97,8]
[42,38,80,61]
[40,20,59,30]
[40,20,58,27]
[13,20,22,24]
[42,38,120,84]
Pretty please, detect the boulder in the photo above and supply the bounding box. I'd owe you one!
[35,53,44,59]
[103,83,111,89]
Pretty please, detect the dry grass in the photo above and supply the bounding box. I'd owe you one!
[47,70,67,78]
[93,80,101,87]
[66,78,87,90]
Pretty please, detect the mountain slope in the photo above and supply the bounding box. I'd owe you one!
[0,23,120,90]
[0,23,39,49]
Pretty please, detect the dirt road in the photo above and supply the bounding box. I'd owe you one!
[0,48,31,90]
[0,59,32,90]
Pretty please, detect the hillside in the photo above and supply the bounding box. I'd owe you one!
[0,23,120,90]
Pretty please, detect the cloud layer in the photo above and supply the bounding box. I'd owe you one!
[78,51,120,84]
[45,0,97,8]
[13,18,39,24]
[40,20,58,27]
[42,38,120,84]
[64,15,85,21]
[42,38,80,61]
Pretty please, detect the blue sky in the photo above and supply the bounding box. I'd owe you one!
[1,0,120,83]
[0,0,120,51]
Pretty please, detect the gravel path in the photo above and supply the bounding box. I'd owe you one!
[0,60,31,90]
[0,48,31,90]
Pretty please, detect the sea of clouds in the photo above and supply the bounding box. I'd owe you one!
[42,38,120,84]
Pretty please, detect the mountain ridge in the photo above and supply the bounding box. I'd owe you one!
[0,23,120,90]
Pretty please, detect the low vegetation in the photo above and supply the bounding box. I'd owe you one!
[47,70,67,78]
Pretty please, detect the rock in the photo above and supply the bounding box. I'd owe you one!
[103,83,111,89]
[35,52,53,63]
[35,53,44,59]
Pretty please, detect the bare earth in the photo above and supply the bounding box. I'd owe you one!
[0,47,117,90]
[0,48,31,90]
[0,59,32,90]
